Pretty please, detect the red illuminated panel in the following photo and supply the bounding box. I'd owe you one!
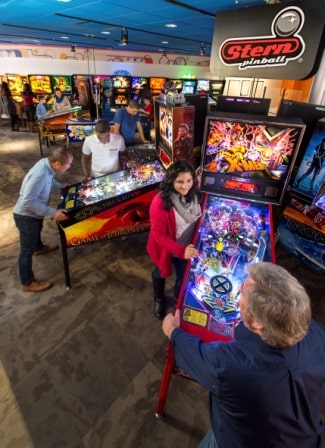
[160,147,172,168]
[224,179,259,194]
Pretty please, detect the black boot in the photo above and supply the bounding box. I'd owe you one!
[152,274,166,319]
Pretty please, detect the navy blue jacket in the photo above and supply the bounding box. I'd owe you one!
[171,320,325,448]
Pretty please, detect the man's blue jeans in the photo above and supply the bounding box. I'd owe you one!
[197,430,218,448]
[14,213,43,285]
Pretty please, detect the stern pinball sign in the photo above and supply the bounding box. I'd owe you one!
[210,0,325,79]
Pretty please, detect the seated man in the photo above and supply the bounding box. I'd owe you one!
[113,100,149,147]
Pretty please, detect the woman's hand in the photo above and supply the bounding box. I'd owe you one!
[184,243,199,260]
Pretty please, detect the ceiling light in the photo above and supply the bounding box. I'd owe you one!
[120,27,128,46]
[60,36,69,39]
[161,41,169,44]
[199,42,207,56]
[71,43,76,53]
[101,31,111,35]
[165,23,177,28]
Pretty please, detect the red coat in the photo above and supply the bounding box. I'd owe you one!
[146,194,186,278]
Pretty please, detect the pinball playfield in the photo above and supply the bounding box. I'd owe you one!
[179,195,272,341]
[58,157,165,287]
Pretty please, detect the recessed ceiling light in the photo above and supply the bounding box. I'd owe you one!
[165,23,177,28]
[101,31,111,35]
[60,36,69,39]
[56,0,72,3]
[161,41,168,44]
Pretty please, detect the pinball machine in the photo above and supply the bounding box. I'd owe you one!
[149,77,166,101]
[155,111,306,417]
[72,74,94,117]
[154,98,195,168]
[111,75,131,108]
[5,73,28,102]
[130,76,149,102]
[277,118,325,273]
[38,106,83,154]
[92,75,113,120]
[5,73,29,123]
[57,146,165,288]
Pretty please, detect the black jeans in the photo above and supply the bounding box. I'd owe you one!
[24,105,35,123]
[153,257,188,296]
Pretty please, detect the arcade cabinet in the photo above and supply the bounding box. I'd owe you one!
[155,111,305,417]
[58,153,165,288]
[154,97,195,168]
[277,118,325,273]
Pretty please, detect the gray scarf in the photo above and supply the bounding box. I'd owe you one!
[170,192,201,224]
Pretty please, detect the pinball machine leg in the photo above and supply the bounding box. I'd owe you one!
[58,225,71,289]
[38,127,43,156]
[155,342,175,418]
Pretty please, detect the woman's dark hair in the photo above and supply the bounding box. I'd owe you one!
[159,159,201,210]
[1,81,11,96]
[23,83,32,93]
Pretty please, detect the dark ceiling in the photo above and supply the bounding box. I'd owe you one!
[0,0,288,56]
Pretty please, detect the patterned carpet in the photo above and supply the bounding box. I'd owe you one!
[0,119,324,448]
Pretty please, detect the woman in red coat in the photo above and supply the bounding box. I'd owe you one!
[147,160,202,318]
[21,83,37,132]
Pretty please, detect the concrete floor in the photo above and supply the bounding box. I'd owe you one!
[0,119,324,448]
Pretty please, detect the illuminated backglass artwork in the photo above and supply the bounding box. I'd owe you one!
[291,119,325,201]
[51,75,72,94]
[201,113,305,205]
[28,74,52,94]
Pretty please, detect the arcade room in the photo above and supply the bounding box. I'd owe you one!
[0,0,324,447]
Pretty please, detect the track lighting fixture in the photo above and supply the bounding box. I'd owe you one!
[71,43,76,52]
[120,27,128,46]
[199,42,206,56]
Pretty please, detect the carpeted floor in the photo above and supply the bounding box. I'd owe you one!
[0,119,324,448]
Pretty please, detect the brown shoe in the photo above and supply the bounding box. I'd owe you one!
[34,244,59,256]
[22,280,53,292]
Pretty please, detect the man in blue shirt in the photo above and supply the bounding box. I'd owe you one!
[113,100,149,147]
[13,147,73,292]
[162,261,325,448]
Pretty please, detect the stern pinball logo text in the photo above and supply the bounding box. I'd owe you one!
[219,6,305,70]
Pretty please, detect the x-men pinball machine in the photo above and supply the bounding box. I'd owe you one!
[155,111,305,417]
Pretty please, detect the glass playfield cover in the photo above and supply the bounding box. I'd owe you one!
[178,194,274,342]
